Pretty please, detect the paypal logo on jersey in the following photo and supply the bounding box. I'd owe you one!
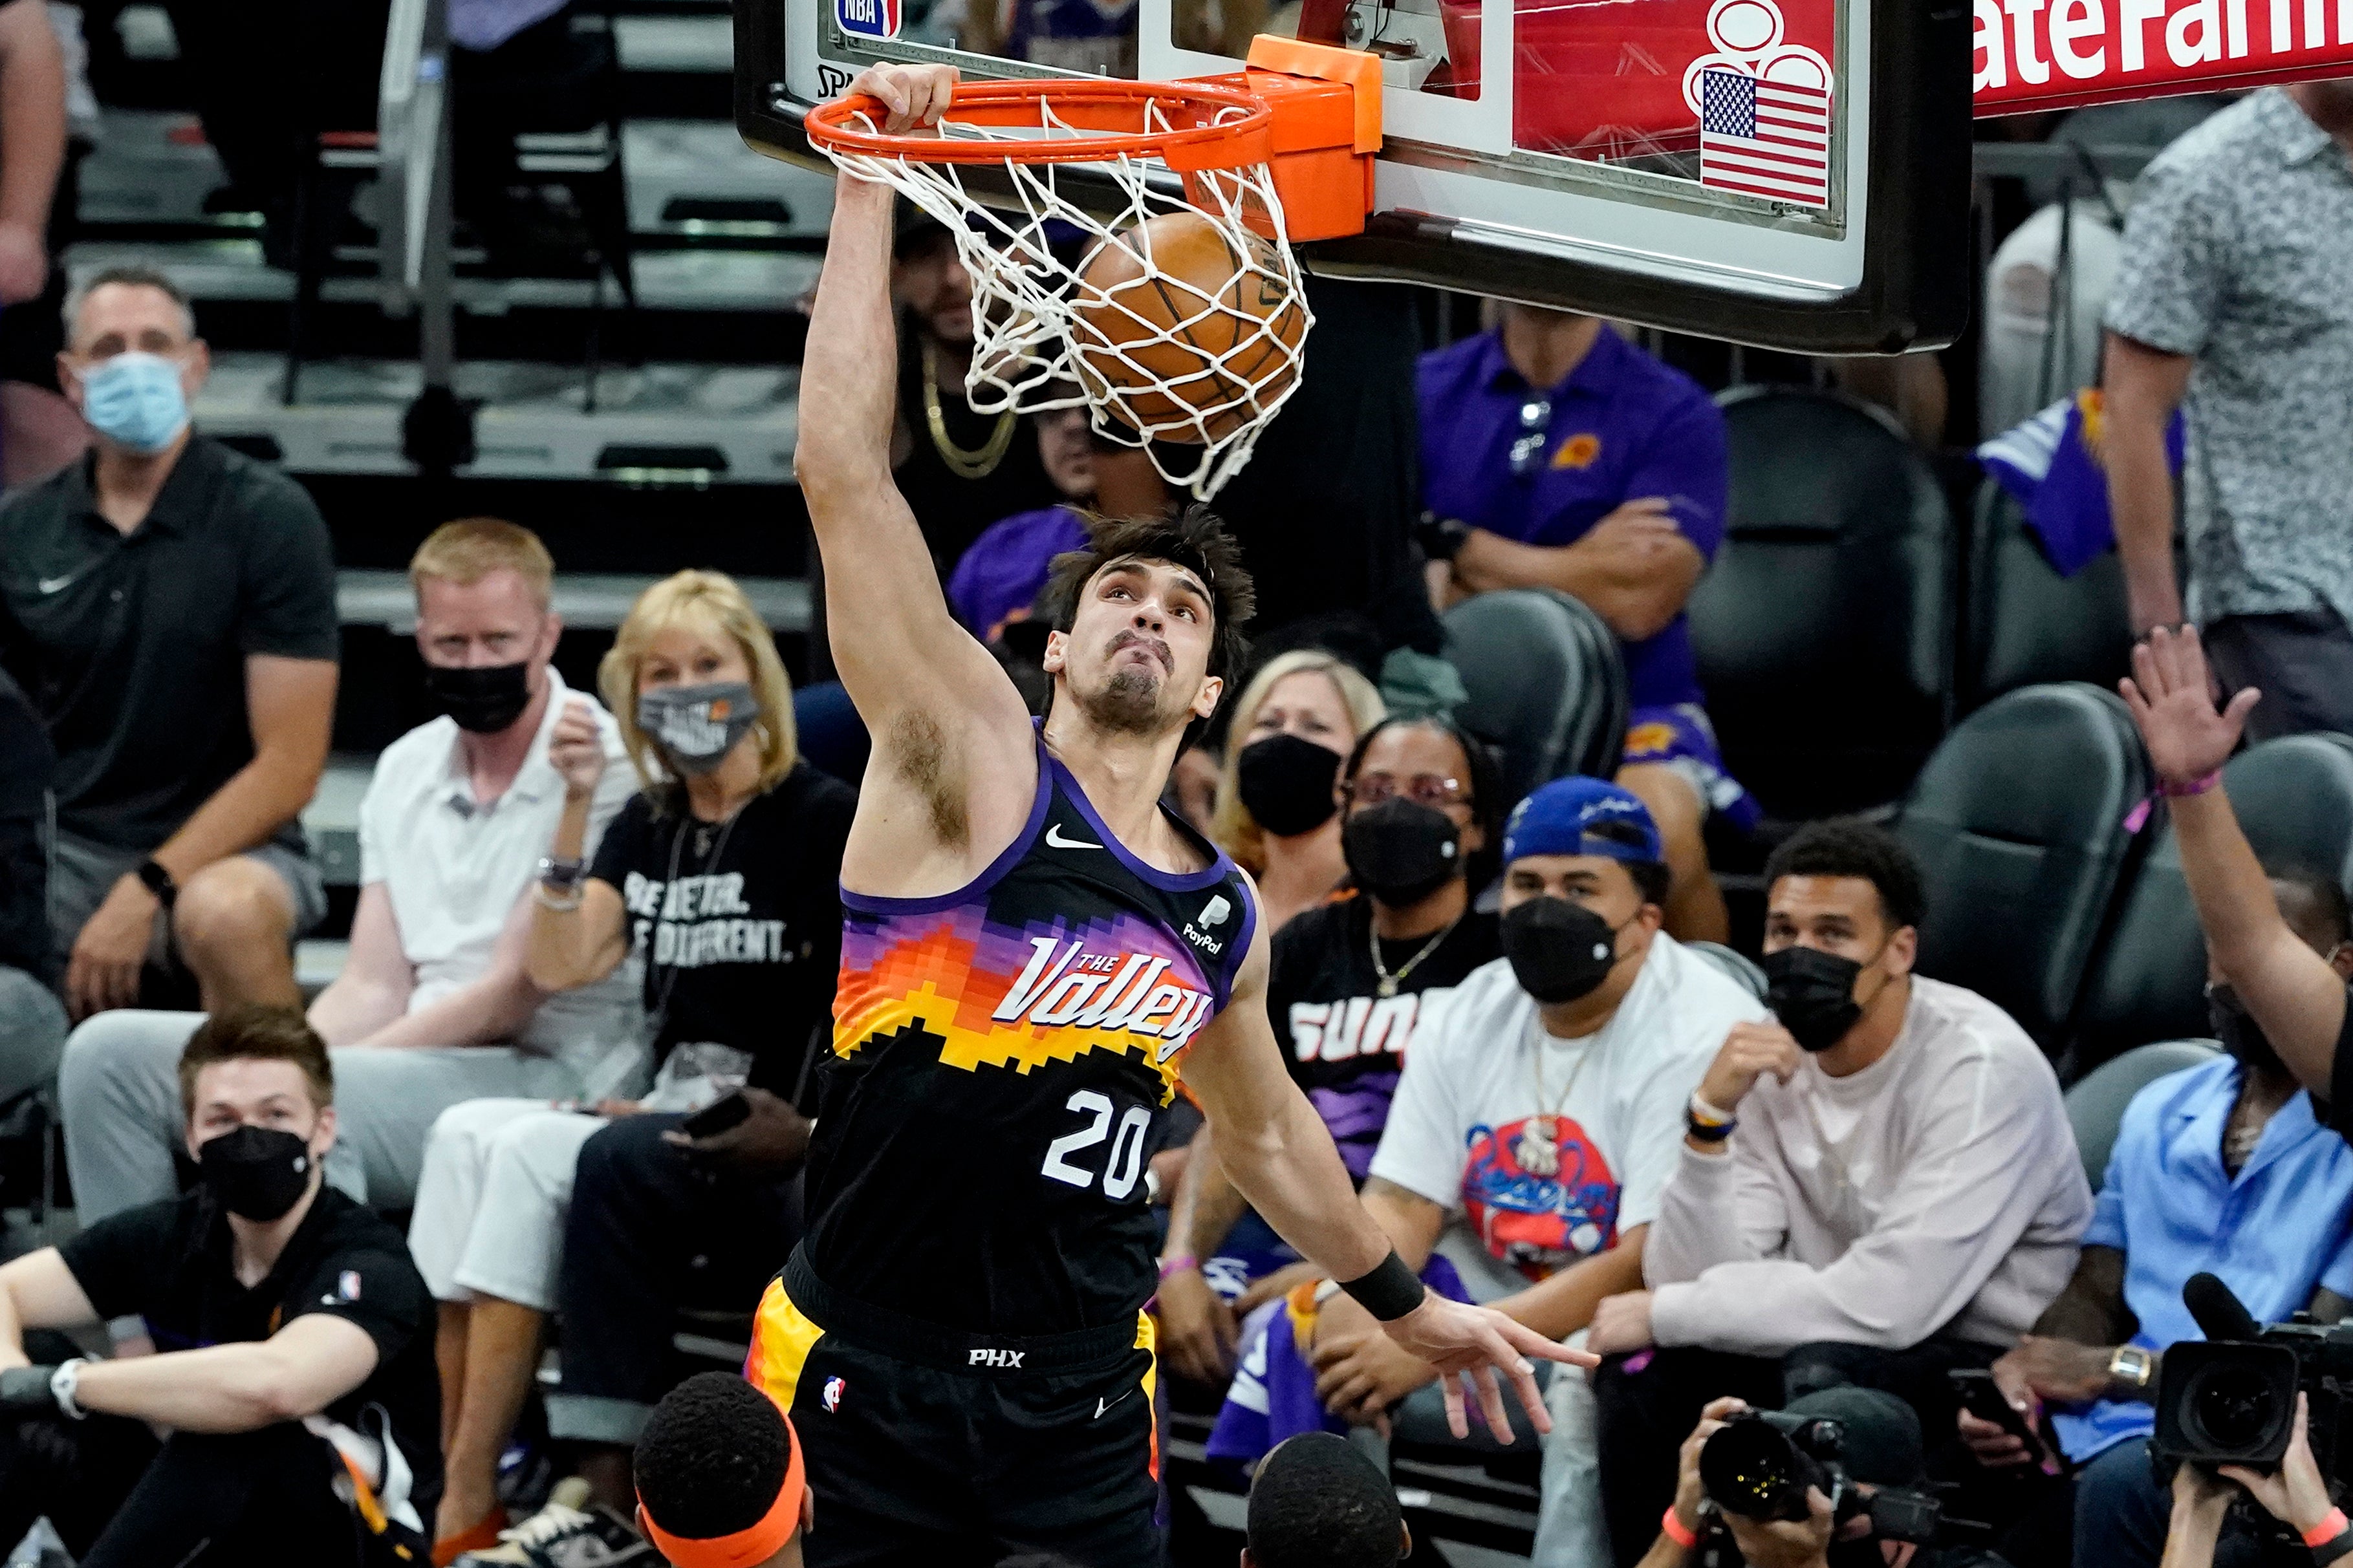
[835,0,899,39]
[1183,894,1231,955]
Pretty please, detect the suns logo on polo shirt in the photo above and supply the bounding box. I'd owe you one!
[1552,433,1603,469]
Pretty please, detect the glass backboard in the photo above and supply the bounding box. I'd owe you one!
[735,0,1972,350]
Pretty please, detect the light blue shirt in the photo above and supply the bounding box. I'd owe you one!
[2052,1058,2353,1461]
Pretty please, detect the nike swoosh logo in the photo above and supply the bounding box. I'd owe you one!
[1045,824,1102,851]
[1095,1389,1137,1419]
[38,575,77,594]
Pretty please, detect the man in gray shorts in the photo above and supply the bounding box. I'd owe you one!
[0,264,337,1018]
[60,519,644,1221]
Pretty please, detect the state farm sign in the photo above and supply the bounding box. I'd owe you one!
[1975,0,2353,113]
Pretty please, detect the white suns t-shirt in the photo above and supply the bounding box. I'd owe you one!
[1369,932,1768,1304]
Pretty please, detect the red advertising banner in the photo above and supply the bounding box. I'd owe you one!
[1975,0,2353,114]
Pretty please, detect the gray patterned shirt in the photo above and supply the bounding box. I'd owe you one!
[2105,90,2353,630]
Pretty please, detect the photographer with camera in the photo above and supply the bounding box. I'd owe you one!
[2158,1393,2347,1568]
[2121,627,2353,1127]
[1642,1387,1958,1568]
[1957,866,2353,1568]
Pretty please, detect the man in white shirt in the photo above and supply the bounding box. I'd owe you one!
[59,519,642,1221]
[1583,819,2091,1566]
[1303,777,1766,1568]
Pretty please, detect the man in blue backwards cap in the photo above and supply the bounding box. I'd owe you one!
[1307,776,1769,1568]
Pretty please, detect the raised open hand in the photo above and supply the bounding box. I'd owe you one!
[2119,625,2258,786]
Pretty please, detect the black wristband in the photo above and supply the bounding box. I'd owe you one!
[1414,511,1471,564]
[135,859,178,910]
[1685,1112,1735,1143]
[2315,1530,2353,1568]
[1339,1249,1427,1322]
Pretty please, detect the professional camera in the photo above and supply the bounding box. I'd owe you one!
[2152,1273,2353,1476]
[1698,1409,1943,1543]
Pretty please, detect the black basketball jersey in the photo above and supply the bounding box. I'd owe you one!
[802,731,1257,1336]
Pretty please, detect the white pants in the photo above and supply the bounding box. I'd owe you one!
[407,1099,603,1310]
[1534,1330,1610,1568]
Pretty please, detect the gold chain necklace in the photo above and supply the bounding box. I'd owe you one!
[1519,1015,1598,1178]
[922,337,1015,480]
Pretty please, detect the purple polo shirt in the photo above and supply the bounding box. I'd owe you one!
[946,504,1091,640]
[1418,325,1728,710]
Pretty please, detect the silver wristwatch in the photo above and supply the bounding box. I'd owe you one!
[536,855,588,894]
[52,1357,87,1420]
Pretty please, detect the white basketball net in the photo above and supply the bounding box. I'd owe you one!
[819,95,1316,500]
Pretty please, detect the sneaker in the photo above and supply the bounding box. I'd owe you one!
[456,1480,658,1567]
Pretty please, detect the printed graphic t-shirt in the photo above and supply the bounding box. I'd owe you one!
[589,762,856,1095]
[1369,934,1764,1303]
[1270,896,1500,1182]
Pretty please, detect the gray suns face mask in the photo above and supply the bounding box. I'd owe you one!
[638,682,761,775]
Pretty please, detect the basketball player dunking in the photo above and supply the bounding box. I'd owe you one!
[749,61,1587,1565]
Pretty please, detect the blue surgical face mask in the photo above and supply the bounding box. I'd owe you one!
[76,350,191,455]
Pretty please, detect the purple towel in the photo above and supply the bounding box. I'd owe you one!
[1978,391,2186,579]
[1204,1255,1471,1468]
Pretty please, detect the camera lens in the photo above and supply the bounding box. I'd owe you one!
[2188,1366,2279,1452]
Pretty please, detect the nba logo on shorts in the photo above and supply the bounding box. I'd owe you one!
[833,0,898,40]
[822,1376,846,1413]
[337,1271,362,1302]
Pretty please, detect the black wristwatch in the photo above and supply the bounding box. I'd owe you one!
[1415,510,1473,564]
[135,859,178,910]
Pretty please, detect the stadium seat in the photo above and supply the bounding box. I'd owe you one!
[2068,733,2353,1073]
[1893,683,2149,1049]
[1441,587,1629,811]
[1961,480,2133,714]
[1686,940,1766,999]
[1691,388,1956,821]
[2063,1038,2220,1188]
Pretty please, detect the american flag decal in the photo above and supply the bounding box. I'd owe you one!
[1698,68,1831,209]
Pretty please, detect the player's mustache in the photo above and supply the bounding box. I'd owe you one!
[1107,629,1173,673]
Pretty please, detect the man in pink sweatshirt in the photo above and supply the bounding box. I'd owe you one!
[1578,818,2091,1565]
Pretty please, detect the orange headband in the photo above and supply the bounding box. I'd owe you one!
[636,1413,807,1568]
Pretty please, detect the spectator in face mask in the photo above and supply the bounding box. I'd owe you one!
[3,264,337,1022]
[413,569,852,1558]
[0,1006,440,1565]
[59,518,643,1231]
[1301,776,1765,1568]
[1587,819,2091,1568]
[1953,868,2353,1568]
[1211,650,1387,938]
[1157,714,1503,1387]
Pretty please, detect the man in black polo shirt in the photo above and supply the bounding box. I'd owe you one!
[0,1004,439,1563]
[2123,626,2353,1132]
[0,263,338,1020]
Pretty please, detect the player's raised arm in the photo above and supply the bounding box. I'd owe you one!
[1178,897,1593,1441]
[794,63,1039,882]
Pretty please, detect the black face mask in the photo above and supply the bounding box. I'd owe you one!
[1762,945,1872,1052]
[2208,983,2285,1079]
[424,660,534,735]
[1342,799,1464,905]
[198,1124,316,1222]
[1237,733,1343,838]
[1501,896,1623,1005]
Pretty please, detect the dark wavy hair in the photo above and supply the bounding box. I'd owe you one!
[1043,505,1255,685]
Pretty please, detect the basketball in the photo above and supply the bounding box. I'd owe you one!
[1072,211,1308,445]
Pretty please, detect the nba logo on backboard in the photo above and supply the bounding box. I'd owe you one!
[834,0,897,40]
[822,1376,846,1412]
